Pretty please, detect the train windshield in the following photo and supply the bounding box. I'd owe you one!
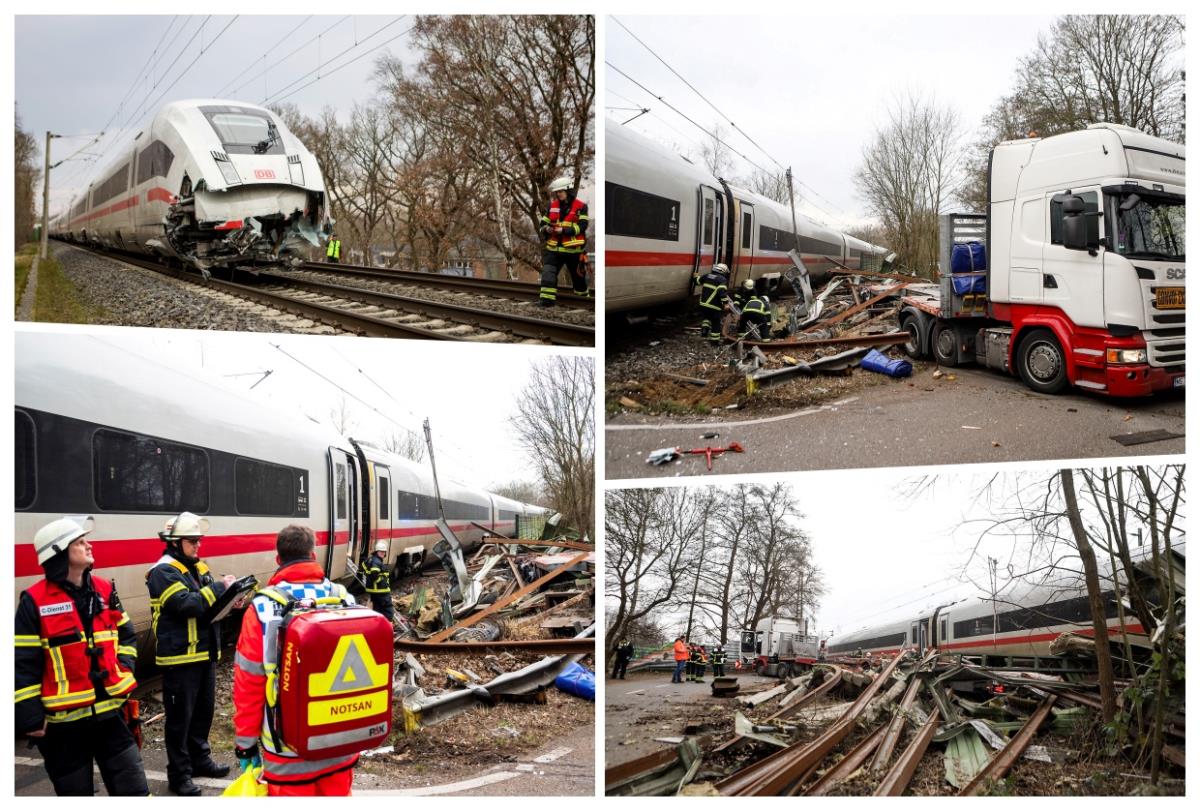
[201,106,285,156]
[1110,190,1185,261]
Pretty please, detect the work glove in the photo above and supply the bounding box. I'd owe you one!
[235,742,262,771]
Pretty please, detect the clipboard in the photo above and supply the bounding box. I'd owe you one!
[203,574,259,624]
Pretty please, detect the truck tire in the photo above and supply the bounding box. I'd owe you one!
[932,323,961,367]
[900,313,924,358]
[1016,328,1069,394]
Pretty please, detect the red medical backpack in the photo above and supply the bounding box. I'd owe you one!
[274,604,394,759]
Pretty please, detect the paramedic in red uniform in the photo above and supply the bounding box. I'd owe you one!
[14,516,150,796]
[538,175,590,306]
[231,524,359,796]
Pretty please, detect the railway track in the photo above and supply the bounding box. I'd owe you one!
[74,246,593,346]
[302,260,593,309]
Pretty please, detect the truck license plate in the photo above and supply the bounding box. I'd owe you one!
[1156,287,1185,309]
[1174,376,1185,388]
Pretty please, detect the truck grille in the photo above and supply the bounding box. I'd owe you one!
[1146,331,1185,368]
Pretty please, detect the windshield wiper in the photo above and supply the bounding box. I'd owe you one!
[252,121,279,155]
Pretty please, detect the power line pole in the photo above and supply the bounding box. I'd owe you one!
[40,131,57,260]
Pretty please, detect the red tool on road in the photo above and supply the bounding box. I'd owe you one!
[681,442,745,470]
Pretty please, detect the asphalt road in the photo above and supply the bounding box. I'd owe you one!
[14,724,595,797]
[606,366,1185,480]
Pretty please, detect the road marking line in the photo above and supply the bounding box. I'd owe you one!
[533,746,572,763]
[606,398,859,431]
[14,757,231,790]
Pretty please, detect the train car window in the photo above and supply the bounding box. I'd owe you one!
[136,140,175,185]
[92,163,131,207]
[15,410,36,511]
[702,198,714,244]
[234,458,296,516]
[335,463,347,520]
[606,182,680,241]
[397,490,420,520]
[1050,191,1099,246]
[200,106,286,156]
[741,212,752,249]
[94,429,209,512]
[378,476,390,520]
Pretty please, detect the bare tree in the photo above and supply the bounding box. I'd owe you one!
[960,15,1185,210]
[15,107,39,244]
[855,92,962,275]
[510,356,594,539]
[336,104,399,264]
[382,429,425,463]
[490,479,544,507]
[328,395,358,436]
[744,167,793,206]
[700,121,734,179]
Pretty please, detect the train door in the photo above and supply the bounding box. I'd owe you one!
[694,185,723,275]
[736,202,755,278]
[328,448,359,578]
[374,464,393,556]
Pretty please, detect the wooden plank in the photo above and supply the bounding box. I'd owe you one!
[426,551,589,643]
[817,283,909,328]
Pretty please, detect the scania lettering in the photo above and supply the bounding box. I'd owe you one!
[898,124,1184,396]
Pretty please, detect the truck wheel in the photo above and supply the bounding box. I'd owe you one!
[900,314,924,358]
[1017,328,1068,394]
[932,323,960,367]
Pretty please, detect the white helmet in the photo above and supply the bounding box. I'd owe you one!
[162,511,209,540]
[549,175,574,194]
[713,263,729,275]
[742,279,755,291]
[35,516,94,565]
[374,540,389,554]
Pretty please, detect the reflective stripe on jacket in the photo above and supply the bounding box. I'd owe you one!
[364,553,391,595]
[147,553,226,666]
[541,196,589,253]
[17,576,137,724]
[697,272,729,311]
[326,239,341,259]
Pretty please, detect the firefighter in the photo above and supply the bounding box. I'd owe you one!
[711,644,727,677]
[732,278,757,310]
[538,175,589,306]
[326,233,342,264]
[738,294,771,341]
[146,512,236,795]
[671,636,688,684]
[686,643,702,682]
[15,517,149,796]
[612,637,634,680]
[232,525,359,796]
[695,263,731,344]
[363,540,395,622]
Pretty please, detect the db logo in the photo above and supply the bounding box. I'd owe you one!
[254,169,276,179]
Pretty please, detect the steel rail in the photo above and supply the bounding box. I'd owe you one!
[805,721,889,796]
[712,666,844,754]
[260,272,594,346]
[958,694,1058,796]
[395,638,595,654]
[303,260,593,309]
[873,706,941,796]
[869,673,925,771]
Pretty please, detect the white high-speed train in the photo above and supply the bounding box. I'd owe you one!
[15,333,546,647]
[826,544,1184,660]
[48,99,328,272]
[605,119,888,312]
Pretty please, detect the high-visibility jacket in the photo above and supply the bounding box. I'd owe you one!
[673,640,689,661]
[363,552,391,595]
[233,559,359,785]
[541,195,589,253]
[146,551,227,667]
[14,575,137,730]
[326,239,341,260]
[743,296,768,317]
[697,271,730,312]
[711,648,727,665]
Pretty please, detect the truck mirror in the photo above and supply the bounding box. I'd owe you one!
[1061,194,1089,251]
[1061,195,1086,215]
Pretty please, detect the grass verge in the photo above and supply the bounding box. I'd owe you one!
[33,249,98,324]
[14,243,37,316]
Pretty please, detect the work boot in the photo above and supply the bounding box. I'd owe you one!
[170,778,203,796]
[539,298,554,308]
[193,760,231,779]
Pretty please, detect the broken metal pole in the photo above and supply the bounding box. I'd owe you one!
[873,706,941,796]
[959,694,1059,796]
[805,721,889,796]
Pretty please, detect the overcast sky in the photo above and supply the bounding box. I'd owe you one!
[15,14,418,217]
[611,465,1185,642]
[605,14,1062,231]
[19,324,588,494]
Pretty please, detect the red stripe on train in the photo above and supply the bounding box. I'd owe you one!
[849,622,1147,657]
[13,521,495,578]
[605,249,836,268]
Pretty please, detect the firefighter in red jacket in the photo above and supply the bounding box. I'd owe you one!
[538,175,590,305]
[232,525,358,796]
[14,516,149,796]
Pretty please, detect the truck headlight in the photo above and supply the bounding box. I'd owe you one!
[1106,348,1147,364]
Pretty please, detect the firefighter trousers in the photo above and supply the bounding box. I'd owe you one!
[540,251,586,302]
[369,593,395,622]
[612,658,629,679]
[696,305,723,343]
[163,660,217,785]
[34,712,149,796]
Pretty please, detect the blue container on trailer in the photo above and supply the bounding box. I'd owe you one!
[950,241,987,273]
[951,273,987,295]
[555,661,596,701]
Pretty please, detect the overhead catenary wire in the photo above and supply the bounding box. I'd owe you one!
[220,16,350,99]
[211,15,314,98]
[260,17,409,106]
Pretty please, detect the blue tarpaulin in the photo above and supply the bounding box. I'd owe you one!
[860,348,913,378]
[555,662,596,701]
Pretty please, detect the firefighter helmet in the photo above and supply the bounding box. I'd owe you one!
[549,176,574,194]
[374,540,389,553]
[741,279,755,291]
[162,511,209,540]
[712,263,729,276]
[35,516,94,565]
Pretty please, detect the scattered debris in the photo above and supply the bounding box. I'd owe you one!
[1110,429,1185,447]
